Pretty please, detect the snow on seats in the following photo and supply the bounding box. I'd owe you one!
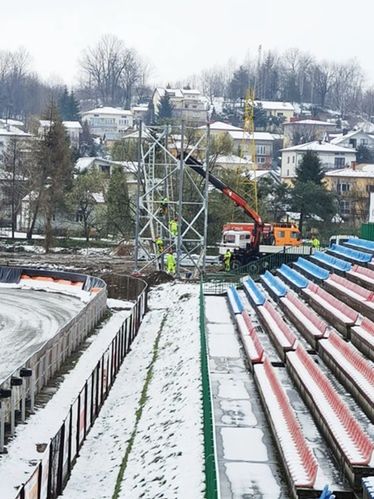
[311,251,352,272]
[227,286,244,314]
[319,331,374,422]
[243,277,266,306]
[328,244,373,264]
[254,358,319,490]
[351,318,374,362]
[293,257,330,281]
[236,311,264,365]
[286,345,374,484]
[260,270,288,299]
[277,264,309,289]
[257,301,297,360]
[303,282,358,336]
[280,291,328,349]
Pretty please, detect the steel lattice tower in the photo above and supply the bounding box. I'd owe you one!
[134,122,210,277]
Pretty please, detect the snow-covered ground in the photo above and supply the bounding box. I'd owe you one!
[0,288,84,383]
[0,304,132,499]
[62,282,204,499]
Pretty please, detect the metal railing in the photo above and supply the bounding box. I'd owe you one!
[200,280,219,499]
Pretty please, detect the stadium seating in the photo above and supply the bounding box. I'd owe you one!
[351,318,374,362]
[243,277,266,306]
[293,257,330,281]
[277,264,309,289]
[328,244,372,264]
[260,270,288,298]
[311,251,352,272]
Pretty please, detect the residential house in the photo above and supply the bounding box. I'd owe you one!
[280,141,356,182]
[131,105,149,122]
[330,129,374,151]
[324,164,374,225]
[38,120,82,149]
[214,154,254,170]
[283,119,337,148]
[62,121,82,149]
[228,131,275,167]
[198,121,244,134]
[255,100,295,122]
[81,107,134,140]
[0,123,31,165]
[152,87,208,124]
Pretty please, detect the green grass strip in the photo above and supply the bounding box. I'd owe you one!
[112,312,167,499]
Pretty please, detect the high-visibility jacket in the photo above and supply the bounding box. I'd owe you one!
[155,237,164,253]
[166,253,176,274]
[169,219,178,236]
[223,250,232,270]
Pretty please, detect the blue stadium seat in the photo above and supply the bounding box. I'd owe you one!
[243,277,266,306]
[312,251,352,272]
[260,270,288,297]
[278,264,309,289]
[294,257,330,281]
[227,286,244,314]
[346,238,374,252]
[329,243,372,263]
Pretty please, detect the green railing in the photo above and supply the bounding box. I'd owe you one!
[200,280,219,499]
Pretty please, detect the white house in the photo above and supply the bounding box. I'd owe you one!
[330,129,374,150]
[0,123,31,165]
[281,141,356,181]
[131,105,148,122]
[152,87,208,124]
[255,100,295,122]
[198,121,244,134]
[81,107,134,140]
[63,121,82,148]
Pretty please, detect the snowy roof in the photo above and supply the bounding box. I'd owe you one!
[0,118,24,127]
[155,87,201,99]
[75,156,137,173]
[325,167,374,178]
[330,129,374,145]
[355,120,374,134]
[131,106,148,112]
[215,154,253,165]
[199,121,243,132]
[92,192,105,203]
[228,130,274,141]
[247,169,281,182]
[281,141,356,153]
[284,119,335,126]
[255,100,295,112]
[0,124,31,137]
[63,121,82,130]
[81,107,132,116]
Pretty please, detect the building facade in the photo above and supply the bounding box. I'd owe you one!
[81,107,134,140]
[152,88,208,124]
[281,141,356,181]
[255,100,295,122]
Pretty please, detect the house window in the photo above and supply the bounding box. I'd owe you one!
[292,156,295,163]
[277,112,284,117]
[361,139,369,146]
[287,156,290,164]
[334,157,346,168]
[338,182,350,193]
[366,184,374,193]
[340,200,351,215]
[258,157,266,163]
[287,169,289,176]
[257,145,266,155]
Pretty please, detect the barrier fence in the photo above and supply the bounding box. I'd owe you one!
[200,280,219,499]
[14,275,147,499]
[0,267,108,453]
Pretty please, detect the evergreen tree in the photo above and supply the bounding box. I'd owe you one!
[79,121,97,157]
[356,144,374,163]
[295,150,325,184]
[106,166,132,237]
[28,104,73,249]
[68,91,80,121]
[58,87,70,121]
[291,150,335,232]
[157,93,173,122]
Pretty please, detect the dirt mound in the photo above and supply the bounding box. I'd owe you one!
[144,271,174,287]
[112,242,133,257]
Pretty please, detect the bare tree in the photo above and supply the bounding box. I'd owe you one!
[80,34,144,108]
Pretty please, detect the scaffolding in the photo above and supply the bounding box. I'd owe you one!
[134,122,210,277]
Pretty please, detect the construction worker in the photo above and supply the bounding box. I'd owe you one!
[160,197,168,216]
[166,249,176,275]
[223,249,232,272]
[311,236,320,250]
[169,218,178,237]
[155,236,164,254]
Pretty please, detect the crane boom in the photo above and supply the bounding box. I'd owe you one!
[183,155,264,253]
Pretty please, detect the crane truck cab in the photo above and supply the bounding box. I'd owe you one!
[219,222,301,257]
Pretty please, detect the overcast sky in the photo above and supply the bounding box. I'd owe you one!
[1,0,373,87]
